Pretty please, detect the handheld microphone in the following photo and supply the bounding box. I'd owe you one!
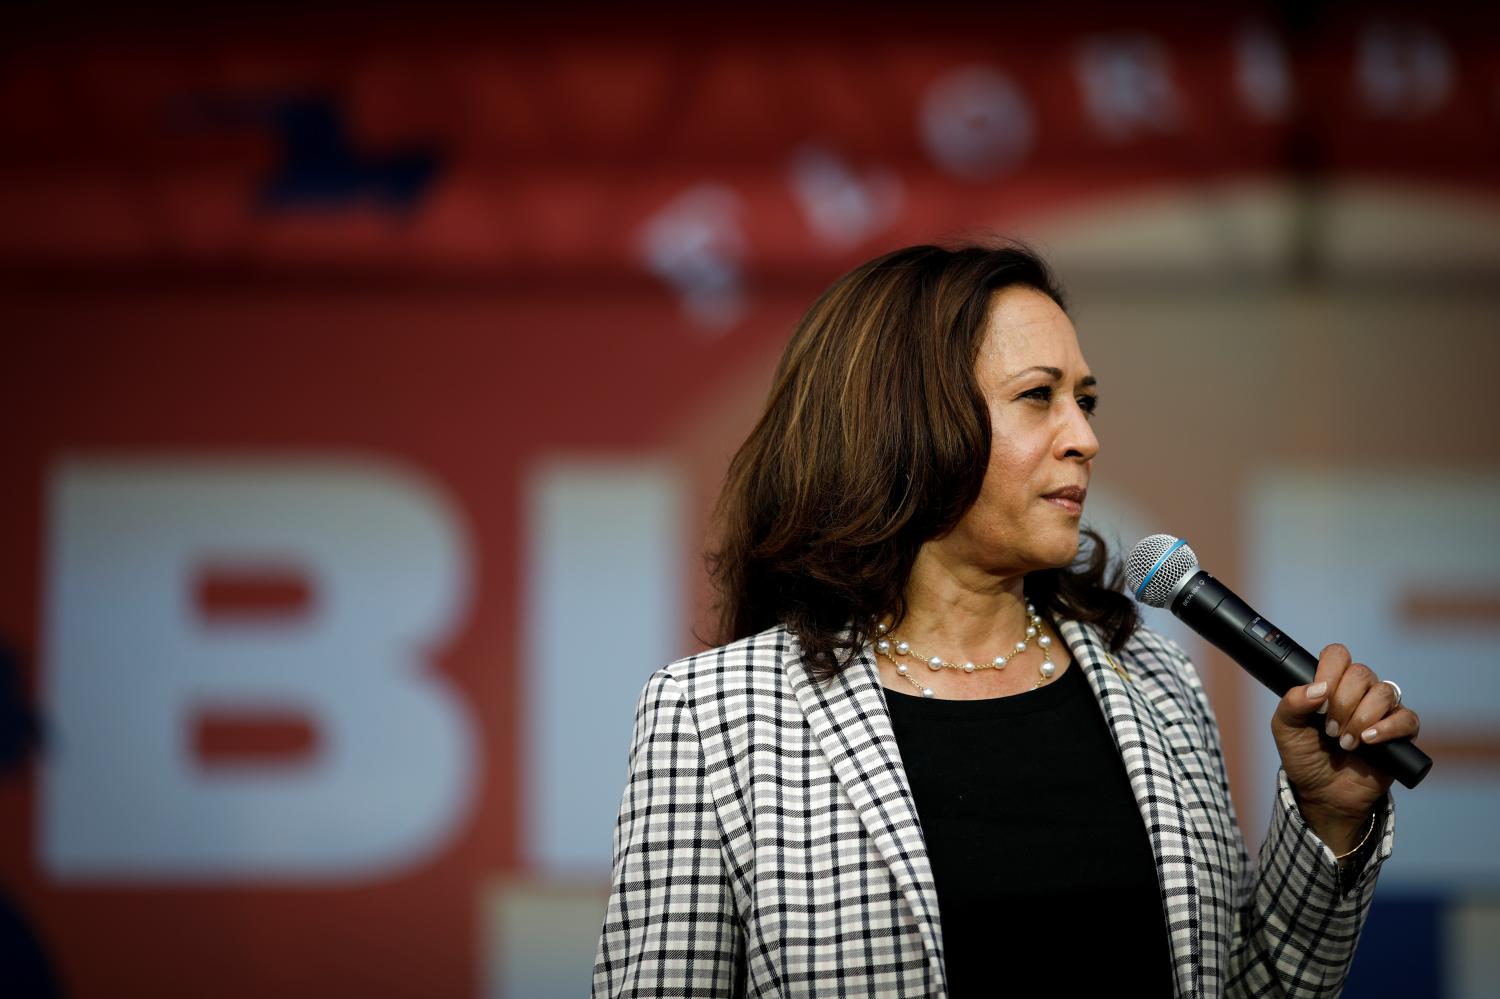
[1126,534,1431,789]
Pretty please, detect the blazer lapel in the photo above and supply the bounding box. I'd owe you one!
[784,642,948,992]
[1060,620,1205,999]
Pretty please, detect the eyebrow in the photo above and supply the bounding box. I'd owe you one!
[1008,365,1098,388]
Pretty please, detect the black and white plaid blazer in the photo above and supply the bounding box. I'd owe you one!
[593,619,1395,997]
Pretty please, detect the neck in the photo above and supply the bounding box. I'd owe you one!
[895,544,1035,657]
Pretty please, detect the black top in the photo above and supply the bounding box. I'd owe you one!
[883,658,1176,996]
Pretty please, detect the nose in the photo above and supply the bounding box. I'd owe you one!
[1057,399,1099,463]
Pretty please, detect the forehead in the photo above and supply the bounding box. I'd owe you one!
[977,285,1083,371]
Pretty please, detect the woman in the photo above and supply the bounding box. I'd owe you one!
[592,243,1415,997]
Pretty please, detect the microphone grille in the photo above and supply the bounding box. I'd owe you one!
[1126,534,1201,608]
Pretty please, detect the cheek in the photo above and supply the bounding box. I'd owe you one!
[983,436,1038,494]
[971,449,1031,530]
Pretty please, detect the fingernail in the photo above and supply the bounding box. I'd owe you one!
[1325,720,1339,738]
[1317,701,1329,715]
[1339,733,1356,751]
[1362,727,1378,741]
[1308,682,1327,698]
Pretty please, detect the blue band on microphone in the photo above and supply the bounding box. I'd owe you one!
[1134,537,1189,600]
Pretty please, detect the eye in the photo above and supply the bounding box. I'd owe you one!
[1019,386,1052,403]
[1077,394,1099,417]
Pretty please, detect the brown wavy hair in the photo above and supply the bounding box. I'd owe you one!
[707,241,1138,682]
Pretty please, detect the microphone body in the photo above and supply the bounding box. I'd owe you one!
[1131,537,1432,789]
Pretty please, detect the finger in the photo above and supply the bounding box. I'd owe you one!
[1324,659,1378,743]
[1294,643,1353,720]
[1336,676,1399,751]
[1343,679,1401,737]
[1355,707,1421,747]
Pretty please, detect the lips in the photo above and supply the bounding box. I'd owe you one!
[1042,486,1086,514]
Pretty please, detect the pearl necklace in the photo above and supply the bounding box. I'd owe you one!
[874,602,1056,698]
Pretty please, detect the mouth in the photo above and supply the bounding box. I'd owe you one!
[1042,486,1086,515]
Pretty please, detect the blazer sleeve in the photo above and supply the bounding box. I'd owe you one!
[592,669,745,998]
[1173,644,1395,998]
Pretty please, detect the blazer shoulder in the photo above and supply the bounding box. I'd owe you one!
[1120,624,1195,674]
[1067,617,1195,682]
[1113,622,1216,720]
[655,623,798,701]
[639,626,803,793]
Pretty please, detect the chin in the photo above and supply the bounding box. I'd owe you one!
[1033,530,1083,570]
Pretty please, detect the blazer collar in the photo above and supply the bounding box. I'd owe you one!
[786,622,1205,999]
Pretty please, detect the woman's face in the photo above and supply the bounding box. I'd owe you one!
[944,284,1100,576]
